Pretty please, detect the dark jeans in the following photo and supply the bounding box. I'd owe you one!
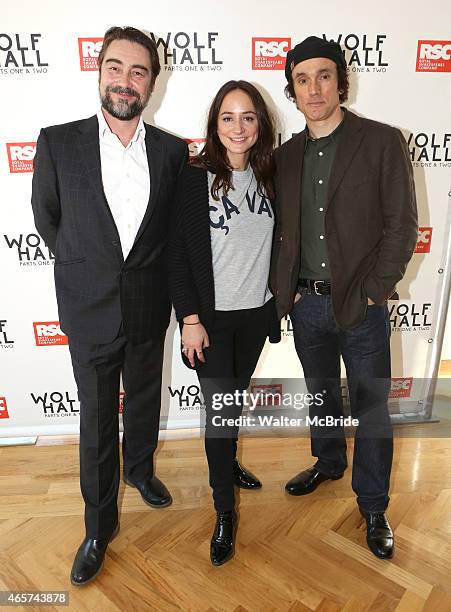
[196,299,273,513]
[69,330,165,539]
[290,294,393,512]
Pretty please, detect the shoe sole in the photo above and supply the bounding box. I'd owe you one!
[235,482,262,490]
[285,474,343,496]
[123,479,173,508]
[70,524,120,587]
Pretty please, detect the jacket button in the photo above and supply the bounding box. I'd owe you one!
[279,236,283,241]
[112,241,119,246]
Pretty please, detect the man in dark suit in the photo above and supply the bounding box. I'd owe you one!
[31,26,188,585]
[270,37,417,559]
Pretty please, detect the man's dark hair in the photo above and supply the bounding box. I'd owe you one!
[194,80,276,201]
[98,26,161,87]
[284,63,349,104]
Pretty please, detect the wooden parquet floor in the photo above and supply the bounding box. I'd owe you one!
[1,434,451,611]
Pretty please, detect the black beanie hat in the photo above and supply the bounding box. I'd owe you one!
[285,36,347,81]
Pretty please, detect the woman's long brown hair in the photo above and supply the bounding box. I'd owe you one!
[193,80,275,200]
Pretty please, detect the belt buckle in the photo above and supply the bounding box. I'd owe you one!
[313,280,324,295]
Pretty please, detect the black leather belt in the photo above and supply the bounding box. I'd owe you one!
[298,278,331,295]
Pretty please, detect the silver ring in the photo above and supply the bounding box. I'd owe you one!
[182,347,187,353]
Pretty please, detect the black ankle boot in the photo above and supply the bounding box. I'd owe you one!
[70,524,119,586]
[210,511,237,566]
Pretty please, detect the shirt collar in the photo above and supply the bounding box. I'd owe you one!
[304,106,347,151]
[97,109,146,145]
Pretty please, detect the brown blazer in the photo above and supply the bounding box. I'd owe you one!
[270,109,418,330]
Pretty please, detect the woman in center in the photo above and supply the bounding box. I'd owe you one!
[170,80,277,565]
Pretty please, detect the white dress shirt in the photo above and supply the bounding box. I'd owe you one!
[97,109,150,260]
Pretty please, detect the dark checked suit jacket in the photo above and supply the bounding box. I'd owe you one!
[270,110,418,330]
[31,115,188,344]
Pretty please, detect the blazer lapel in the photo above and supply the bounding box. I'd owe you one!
[133,124,165,245]
[77,116,122,256]
[326,111,364,209]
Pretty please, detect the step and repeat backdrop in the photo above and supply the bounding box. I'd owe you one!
[1,0,450,436]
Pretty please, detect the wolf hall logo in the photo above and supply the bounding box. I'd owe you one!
[0,33,48,74]
[150,32,223,72]
[31,391,79,417]
[0,320,14,349]
[169,385,204,411]
[3,233,54,266]
[389,303,432,332]
[322,33,388,72]
[408,132,451,168]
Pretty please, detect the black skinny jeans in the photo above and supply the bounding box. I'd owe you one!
[196,299,273,512]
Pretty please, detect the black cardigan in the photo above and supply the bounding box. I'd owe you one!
[169,164,281,354]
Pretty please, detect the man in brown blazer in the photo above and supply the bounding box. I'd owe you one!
[270,36,417,559]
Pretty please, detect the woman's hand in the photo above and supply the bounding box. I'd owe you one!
[182,316,210,367]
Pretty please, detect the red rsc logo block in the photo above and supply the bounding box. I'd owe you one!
[415,227,432,254]
[33,322,68,346]
[389,378,413,399]
[184,138,206,158]
[416,41,451,72]
[0,397,9,419]
[78,38,103,71]
[6,142,36,173]
[250,384,283,406]
[252,38,291,70]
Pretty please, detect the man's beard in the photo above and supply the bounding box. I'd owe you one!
[100,85,150,120]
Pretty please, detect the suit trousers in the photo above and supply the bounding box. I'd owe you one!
[289,294,393,512]
[196,299,273,513]
[68,328,165,538]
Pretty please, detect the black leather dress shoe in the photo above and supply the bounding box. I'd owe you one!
[70,524,119,586]
[360,510,394,559]
[124,476,172,508]
[233,458,262,490]
[210,510,237,566]
[285,466,343,496]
